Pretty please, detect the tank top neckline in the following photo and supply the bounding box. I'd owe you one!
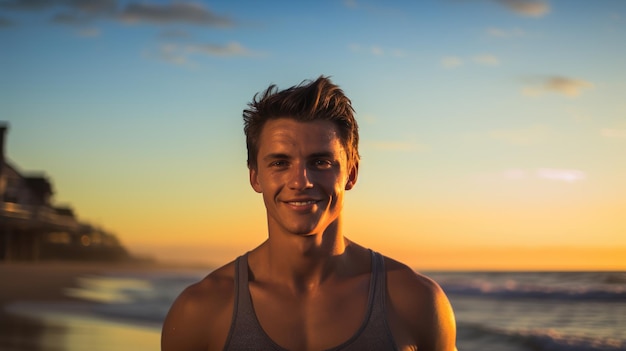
[235,249,381,351]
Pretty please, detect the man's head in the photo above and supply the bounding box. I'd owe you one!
[243,76,360,170]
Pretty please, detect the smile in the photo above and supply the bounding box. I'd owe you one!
[287,201,317,206]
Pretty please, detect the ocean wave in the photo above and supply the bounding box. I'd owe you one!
[458,322,626,351]
[444,283,626,301]
[436,274,626,301]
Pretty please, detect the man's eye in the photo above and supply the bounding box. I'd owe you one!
[313,160,333,169]
[270,160,288,167]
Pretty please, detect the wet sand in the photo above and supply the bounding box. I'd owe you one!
[0,261,167,351]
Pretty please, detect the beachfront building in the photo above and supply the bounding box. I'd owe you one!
[0,123,129,262]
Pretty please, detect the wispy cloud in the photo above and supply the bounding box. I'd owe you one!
[349,43,405,58]
[77,27,101,37]
[473,54,500,66]
[343,0,359,9]
[370,46,384,56]
[118,3,233,27]
[0,0,234,28]
[495,0,550,17]
[536,168,585,183]
[1,0,250,65]
[485,168,586,183]
[441,56,463,69]
[442,54,501,68]
[601,128,626,139]
[0,0,116,12]
[187,42,255,57]
[153,41,260,65]
[523,76,594,97]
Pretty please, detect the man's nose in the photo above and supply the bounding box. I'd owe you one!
[288,163,313,190]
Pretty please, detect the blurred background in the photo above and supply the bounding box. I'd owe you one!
[1,0,625,270]
[1,0,625,350]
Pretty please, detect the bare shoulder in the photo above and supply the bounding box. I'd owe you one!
[383,256,457,351]
[161,260,237,351]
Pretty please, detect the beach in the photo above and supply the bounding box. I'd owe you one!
[0,261,195,351]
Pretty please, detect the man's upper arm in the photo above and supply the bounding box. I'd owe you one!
[161,284,211,351]
[386,259,457,351]
[161,267,235,351]
[422,279,457,351]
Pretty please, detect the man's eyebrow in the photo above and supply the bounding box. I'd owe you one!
[309,152,335,159]
[262,153,291,161]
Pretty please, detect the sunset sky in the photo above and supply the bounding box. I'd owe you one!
[1,0,625,270]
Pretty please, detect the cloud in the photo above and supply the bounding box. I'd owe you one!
[187,42,254,57]
[601,128,626,139]
[473,54,500,66]
[390,49,406,58]
[488,125,548,145]
[1,0,116,15]
[349,43,405,58]
[536,168,586,183]
[370,46,384,56]
[154,41,259,65]
[77,27,100,37]
[478,168,586,184]
[155,43,189,65]
[1,0,233,28]
[442,54,500,68]
[0,0,62,11]
[523,76,594,97]
[495,0,550,17]
[343,0,359,9]
[486,27,525,38]
[441,56,463,68]
[118,2,233,27]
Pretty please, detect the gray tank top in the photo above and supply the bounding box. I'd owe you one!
[223,250,398,351]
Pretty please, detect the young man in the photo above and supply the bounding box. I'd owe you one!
[161,77,457,351]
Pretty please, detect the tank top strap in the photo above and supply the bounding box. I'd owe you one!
[363,250,389,329]
[224,253,282,350]
[370,250,387,318]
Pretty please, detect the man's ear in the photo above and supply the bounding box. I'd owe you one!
[249,167,262,193]
[345,162,359,190]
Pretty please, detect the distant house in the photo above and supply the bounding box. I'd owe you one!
[0,123,129,262]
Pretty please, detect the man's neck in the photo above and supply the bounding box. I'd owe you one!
[254,222,352,294]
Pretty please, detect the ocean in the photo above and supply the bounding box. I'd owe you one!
[5,269,626,351]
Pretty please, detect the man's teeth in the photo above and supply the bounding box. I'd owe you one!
[290,201,316,206]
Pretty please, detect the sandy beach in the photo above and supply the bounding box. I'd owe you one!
[0,261,176,351]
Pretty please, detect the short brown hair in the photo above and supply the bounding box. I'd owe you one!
[243,76,360,170]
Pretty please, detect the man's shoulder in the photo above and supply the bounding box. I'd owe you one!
[168,259,237,312]
[382,255,457,351]
[161,259,238,351]
[383,256,444,300]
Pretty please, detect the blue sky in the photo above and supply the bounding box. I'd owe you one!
[1,0,625,268]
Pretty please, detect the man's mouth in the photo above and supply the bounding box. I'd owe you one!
[288,200,317,207]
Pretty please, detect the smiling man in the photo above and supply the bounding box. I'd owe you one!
[161,76,457,351]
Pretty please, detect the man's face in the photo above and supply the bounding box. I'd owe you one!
[249,118,358,237]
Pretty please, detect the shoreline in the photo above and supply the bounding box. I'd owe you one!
[0,260,189,351]
[0,259,211,304]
